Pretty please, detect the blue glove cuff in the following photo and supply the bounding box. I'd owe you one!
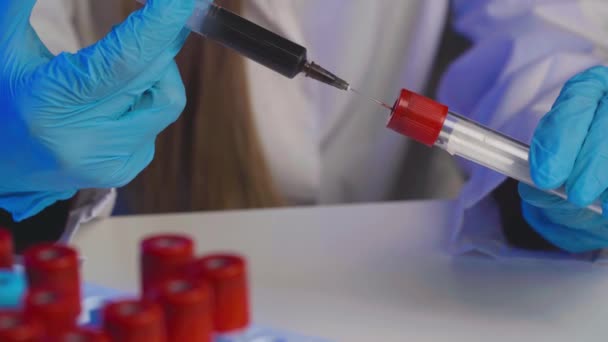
[0,190,77,222]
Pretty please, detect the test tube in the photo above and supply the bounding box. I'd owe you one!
[188,254,249,335]
[386,89,604,215]
[102,299,166,342]
[154,277,213,342]
[140,235,194,297]
[0,228,14,269]
[23,244,81,314]
[23,288,79,339]
[0,310,44,341]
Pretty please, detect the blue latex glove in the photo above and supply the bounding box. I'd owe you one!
[0,0,197,221]
[522,66,608,253]
[519,184,608,253]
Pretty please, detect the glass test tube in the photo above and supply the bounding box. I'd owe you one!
[386,89,604,215]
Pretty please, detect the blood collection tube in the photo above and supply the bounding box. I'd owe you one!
[140,235,194,297]
[0,228,14,269]
[23,244,81,313]
[0,310,44,341]
[386,88,604,215]
[155,277,213,342]
[102,299,166,342]
[23,288,79,339]
[59,327,110,342]
[188,254,249,334]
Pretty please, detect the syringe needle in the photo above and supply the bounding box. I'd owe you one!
[349,88,393,111]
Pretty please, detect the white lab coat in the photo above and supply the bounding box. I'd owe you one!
[30,0,608,261]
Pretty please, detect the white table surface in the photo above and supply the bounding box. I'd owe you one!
[72,200,608,342]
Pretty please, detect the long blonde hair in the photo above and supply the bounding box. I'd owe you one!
[118,0,283,214]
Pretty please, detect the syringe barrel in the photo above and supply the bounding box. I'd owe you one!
[136,0,308,79]
[387,88,603,215]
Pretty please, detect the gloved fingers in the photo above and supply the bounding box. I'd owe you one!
[45,0,194,99]
[518,183,570,209]
[0,0,36,29]
[103,142,156,188]
[31,28,187,113]
[519,183,608,218]
[0,2,53,65]
[73,62,184,161]
[530,66,608,190]
[519,183,604,230]
[521,202,608,253]
[601,191,608,217]
[0,190,78,223]
[118,61,186,139]
[23,24,55,61]
[565,95,608,207]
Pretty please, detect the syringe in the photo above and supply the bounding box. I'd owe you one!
[379,88,604,215]
[136,0,349,91]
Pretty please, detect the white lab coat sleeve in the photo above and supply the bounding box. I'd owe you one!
[31,0,118,243]
[437,0,608,261]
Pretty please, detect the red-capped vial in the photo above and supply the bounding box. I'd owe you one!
[189,254,249,333]
[156,277,213,342]
[103,299,166,342]
[23,244,81,313]
[23,288,79,339]
[385,87,606,215]
[0,228,14,269]
[0,310,44,342]
[387,88,449,147]
[59,327,110,342]
[141,235,194,297]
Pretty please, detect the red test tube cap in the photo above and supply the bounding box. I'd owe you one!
[59,327,110,342]
[156,277,213,342]
[0,228,14,269]
[24,288,79,339]
[103,299,166,342]
[0,310,44,342]
[23,244,81,313]
[387,88,449,146]
[189,254,249,333]
[141,235,194,296]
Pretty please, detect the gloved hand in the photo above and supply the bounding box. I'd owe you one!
[522,66,608,253]
[0,0,197,221]
[519,184,608,253]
